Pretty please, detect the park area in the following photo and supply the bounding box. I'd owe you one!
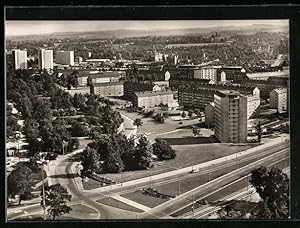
[82,109,256,189]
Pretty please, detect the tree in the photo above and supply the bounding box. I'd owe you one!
[80,147,102,175]
[192,127,201,137]
[255,121,262,143]
[162,112,169,119]
[133,118,143,127]
[135,135,153,169]
[71,122,90,137]
[72,93,86,110]
[250,166,289,218]
[7,164,33,205]
[43,184,72,220]
[152,138,176,160]
[7,114,20,137]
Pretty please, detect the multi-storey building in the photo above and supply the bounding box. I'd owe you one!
[133,90,174,108]
[246,70,289,80]
[78,71,123,86]
[241,78,288,99]
[269,88,288,113]
[38,49,53,71]
[55,51,75,66]
[197,66,224,83]
[218,66,247,83]
[214,91,248,143]
[12,49,27,70]
[123,81,163,99]
[92,82,124,97]
[178,83,258,112]
[169,78,214,90]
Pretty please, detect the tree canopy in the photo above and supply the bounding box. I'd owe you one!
[43,184,72,220]
[250,166,289,219]
[152,138,176,160]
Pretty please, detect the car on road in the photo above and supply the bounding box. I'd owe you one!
[190,168,200,173]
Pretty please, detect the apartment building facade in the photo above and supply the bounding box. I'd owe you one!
[214,91,248,143]
[92,82,124,97]
[55,50,75,66]
[38,49,54,71]
[133,90,174,108]
[12,49,27,70]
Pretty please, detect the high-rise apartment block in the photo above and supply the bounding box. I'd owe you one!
[214,91,248,143]
[56,51,75,66]
[38,49,54,71]
[12,49,27,70]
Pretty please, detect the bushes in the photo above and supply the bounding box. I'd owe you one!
[152,138,176,160]
[71,122,91,137]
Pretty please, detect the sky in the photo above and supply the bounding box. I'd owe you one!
[5,20,288,37]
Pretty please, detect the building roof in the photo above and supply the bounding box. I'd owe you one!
[215,90,243,98]
[246,70,289,79]
[90,72,123,79]
[272,88,288,94]
[201,65,222,69]
[134,90,174,97]
[93,82,124,87]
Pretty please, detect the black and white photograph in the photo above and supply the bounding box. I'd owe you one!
[5,17,290,221]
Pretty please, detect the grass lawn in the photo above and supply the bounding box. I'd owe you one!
[72,204,98,214]
[98,143,254,184]
[82,177,103,190]
[122,191,169,208]
[96,197,143,213]
[171,158,289,217]
[120,110,201,141]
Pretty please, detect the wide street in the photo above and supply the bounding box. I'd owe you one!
[7,133,290,220]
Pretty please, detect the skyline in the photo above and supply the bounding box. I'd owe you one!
[5,20,288,37]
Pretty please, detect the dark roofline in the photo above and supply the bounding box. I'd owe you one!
[93,82,124,86]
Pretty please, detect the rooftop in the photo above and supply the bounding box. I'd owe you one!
[134,90,174,97]
[272,87,288,94]
[246,70,289,79]
[93,82,124,87]
[215,90,245,98]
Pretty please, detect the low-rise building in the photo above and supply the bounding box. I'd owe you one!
[133,90,174,108]
[92,82,124,97]
[269,88,288,113]
[214,91,248,143]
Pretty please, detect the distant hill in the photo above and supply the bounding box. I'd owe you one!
[6,23,289,41]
